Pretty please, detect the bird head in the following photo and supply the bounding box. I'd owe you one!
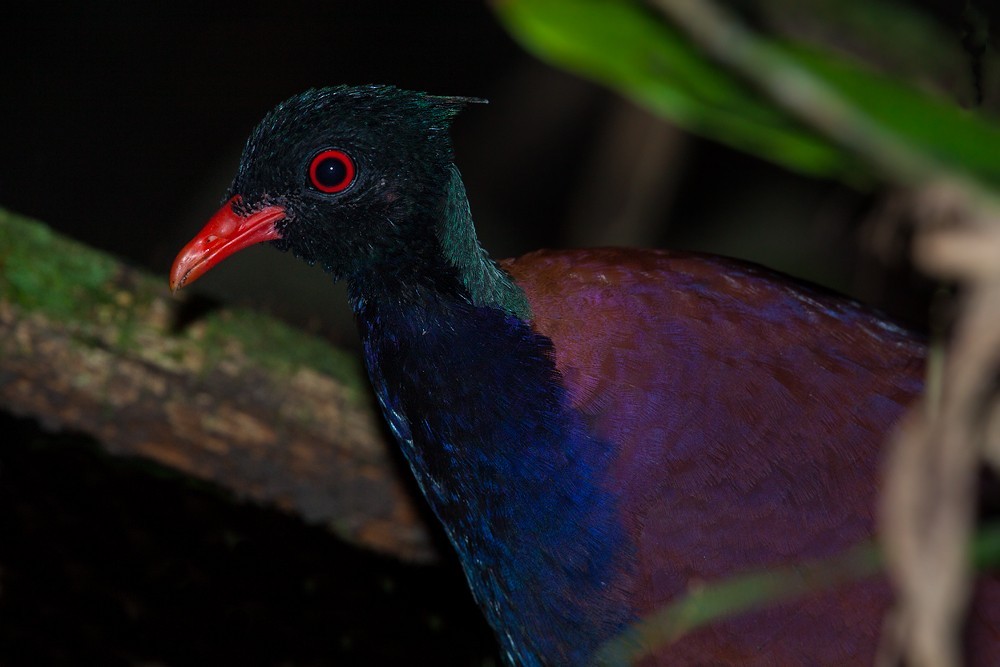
[170,85,480,291]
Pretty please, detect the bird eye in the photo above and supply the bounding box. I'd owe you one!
[308,149,356,193]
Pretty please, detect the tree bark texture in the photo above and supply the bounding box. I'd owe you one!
[0,208,436,562]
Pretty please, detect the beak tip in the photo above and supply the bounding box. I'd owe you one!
[168,265,187,294]
[169,197,285,295]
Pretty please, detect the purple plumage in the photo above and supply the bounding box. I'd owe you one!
[504,248,997,664]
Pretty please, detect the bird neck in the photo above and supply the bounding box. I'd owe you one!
[348,285,632,664]
[436,165,531,320]
[348,164,530,320]
[345,214,633,662]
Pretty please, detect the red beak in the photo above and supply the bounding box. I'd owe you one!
[170,196,286,292]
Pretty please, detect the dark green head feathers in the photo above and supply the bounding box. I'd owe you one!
[226,85,528,318]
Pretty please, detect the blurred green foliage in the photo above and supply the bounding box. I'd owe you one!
[495,0,1000,187]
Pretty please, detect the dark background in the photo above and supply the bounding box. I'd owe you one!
[2,0,927,348]
[0,2,977,665]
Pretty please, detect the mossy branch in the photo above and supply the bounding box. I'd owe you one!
[0,207,436,562]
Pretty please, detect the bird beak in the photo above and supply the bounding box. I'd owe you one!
[170,196,286,292]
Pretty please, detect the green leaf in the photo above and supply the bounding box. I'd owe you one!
[786,44,1000,186]
[496,0,857,179]
[494,0,1000,188]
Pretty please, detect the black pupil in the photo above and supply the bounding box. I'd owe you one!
[316,156,347,188]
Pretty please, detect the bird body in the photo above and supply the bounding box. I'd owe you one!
[170,85,998,665]
[502,248,918,664]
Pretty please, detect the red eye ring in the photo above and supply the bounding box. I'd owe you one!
[308,149,356,193]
